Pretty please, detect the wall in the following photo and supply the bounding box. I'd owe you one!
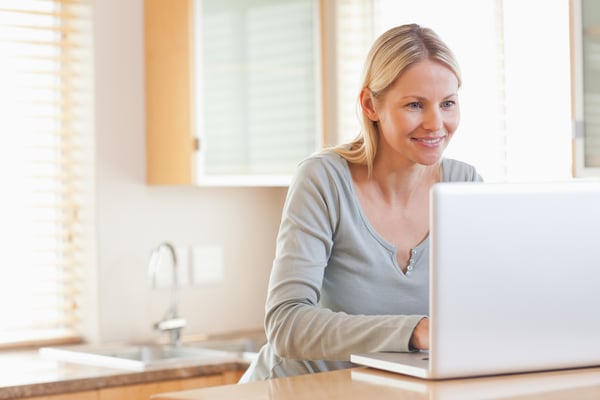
[91,0,288,343]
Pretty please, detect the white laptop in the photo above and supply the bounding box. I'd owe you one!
[351,181,600,379]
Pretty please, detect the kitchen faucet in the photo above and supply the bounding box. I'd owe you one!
[148,242,187,346]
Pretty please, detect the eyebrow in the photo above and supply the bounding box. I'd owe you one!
[400,93,458,101]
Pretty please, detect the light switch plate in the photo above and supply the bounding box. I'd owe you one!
[191,245,224,285]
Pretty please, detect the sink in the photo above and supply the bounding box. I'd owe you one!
[39,337,263,371]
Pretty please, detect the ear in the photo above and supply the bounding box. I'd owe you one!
[360,88,379,122]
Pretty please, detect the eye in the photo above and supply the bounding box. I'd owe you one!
[441,100,456,108]
[406,102,423,110]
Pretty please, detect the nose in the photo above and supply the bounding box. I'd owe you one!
[422,107,443,132]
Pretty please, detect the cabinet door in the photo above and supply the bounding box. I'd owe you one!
[98,375,225,400]
[572,0,600,176]
[23,390,98,400]
[194,0,321,185]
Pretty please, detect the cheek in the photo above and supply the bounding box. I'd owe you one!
[446,112,460,133]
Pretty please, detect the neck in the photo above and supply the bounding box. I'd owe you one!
[370,160,442,204]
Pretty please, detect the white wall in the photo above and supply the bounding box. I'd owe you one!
[91,0,288,343]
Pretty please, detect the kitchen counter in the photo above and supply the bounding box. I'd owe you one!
[0,349,247,400]
[152,365,600,400]
[0,330,264,400]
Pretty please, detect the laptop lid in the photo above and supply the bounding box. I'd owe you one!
[352,181,600,379]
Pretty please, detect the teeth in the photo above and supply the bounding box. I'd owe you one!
[419,137,443,144]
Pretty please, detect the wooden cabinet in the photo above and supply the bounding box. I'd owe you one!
[144,0,322,186]
[23,391,97,400]
[22,371,244,400]
[99,371,243,400]
[144,0,195,185]
[98,373,234,400]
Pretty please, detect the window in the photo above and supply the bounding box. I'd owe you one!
[0,0,93,347]
[333,0,572,182]
[572,0,600,176]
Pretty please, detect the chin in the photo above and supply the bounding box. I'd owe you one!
[417,153,444,166]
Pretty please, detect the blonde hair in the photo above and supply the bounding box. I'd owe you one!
[331,24,461,175]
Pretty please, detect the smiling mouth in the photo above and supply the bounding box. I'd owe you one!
[412,136,445,145]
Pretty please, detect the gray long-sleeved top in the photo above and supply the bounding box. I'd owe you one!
[240,151,482,382]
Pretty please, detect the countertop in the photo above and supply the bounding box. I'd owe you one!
[152,365,600,400]
[0,331,264,400]
[0,349,246,399]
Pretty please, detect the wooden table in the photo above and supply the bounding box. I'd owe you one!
[152,365,600,399]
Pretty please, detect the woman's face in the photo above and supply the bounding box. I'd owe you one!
[363,59,460,167]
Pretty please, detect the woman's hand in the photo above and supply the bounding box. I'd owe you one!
[409,317,429,350]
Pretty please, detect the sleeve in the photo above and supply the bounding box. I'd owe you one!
[264,157,425,361]
[472,167,484,182]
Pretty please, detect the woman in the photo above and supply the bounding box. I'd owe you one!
[240,23,482,382]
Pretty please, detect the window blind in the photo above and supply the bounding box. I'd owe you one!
[0,0,93,347]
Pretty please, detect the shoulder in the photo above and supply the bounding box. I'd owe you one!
[282,150,351,224]
[293,150,350,186]
[441,158,483,182]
